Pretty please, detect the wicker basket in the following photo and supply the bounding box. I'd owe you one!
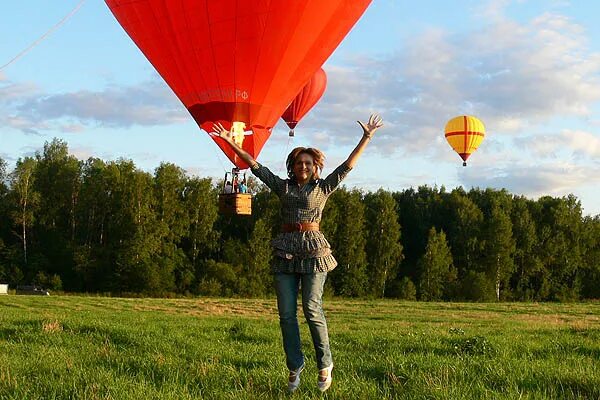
[218,193,252,215]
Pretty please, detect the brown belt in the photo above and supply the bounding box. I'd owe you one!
[281,222,320,233]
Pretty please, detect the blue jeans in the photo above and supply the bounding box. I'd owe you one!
[274,272,332,371]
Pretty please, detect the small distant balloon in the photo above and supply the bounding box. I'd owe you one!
[444,115,485,166]
[281,68,327,137]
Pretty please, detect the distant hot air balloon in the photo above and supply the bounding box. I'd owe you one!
[105,0,372,169]
[444,115,485,166]
[282,68,327,137]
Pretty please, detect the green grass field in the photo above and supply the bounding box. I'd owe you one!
[0,296,599,399]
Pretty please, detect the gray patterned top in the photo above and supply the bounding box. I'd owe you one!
[251,161,352,273]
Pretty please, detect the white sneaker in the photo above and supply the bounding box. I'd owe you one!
[288,363,305,392]
[317,364,333,392]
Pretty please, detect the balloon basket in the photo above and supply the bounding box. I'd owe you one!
[219,193,252,216]
[289,129,295,137]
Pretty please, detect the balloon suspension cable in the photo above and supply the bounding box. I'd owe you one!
[0,0,86,72]
[206,131,229,174]
[278,132,293,176]
[209,138,229,174]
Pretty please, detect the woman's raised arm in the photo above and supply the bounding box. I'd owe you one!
[344,113,383,168]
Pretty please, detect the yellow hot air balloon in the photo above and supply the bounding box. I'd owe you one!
[444,115,485,166]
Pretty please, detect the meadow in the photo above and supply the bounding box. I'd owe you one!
[0,295,599,399]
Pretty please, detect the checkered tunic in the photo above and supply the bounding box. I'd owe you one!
[251,161,352,273]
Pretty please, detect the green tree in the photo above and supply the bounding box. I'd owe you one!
[482,205,515,301]
[153,163,191,292]
[0,156,7,198]
[103,160,169,294]
[328,189,368,297]
[533,195,584,301]
[444,189,484,280]
[396,277,417,300]
[418,227,455,301]
[238,218,272,297]
[73,158,112,291]
[0,157,8,279]
[580,215,600,299]
[10,157,40,267]
[197,260,238,297]
[154,163,187,242]
[0,238,6,282]
[468,189,515,300]
[34,139,82,236]
[252,189,281,235]
[364,189,403,297]
[184,176,219,269]
[461,270,495,301]
[510,197,543,300]
[393,186,445,288]
[33,139,82,288]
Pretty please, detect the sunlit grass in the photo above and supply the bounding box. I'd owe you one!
[1,296,599,399]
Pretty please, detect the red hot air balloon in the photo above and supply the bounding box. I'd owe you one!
[282,68,327,137]
[105,0,372,169]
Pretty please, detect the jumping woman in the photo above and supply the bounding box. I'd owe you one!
[212,113,383,392]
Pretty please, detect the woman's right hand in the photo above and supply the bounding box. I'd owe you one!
[212,123,234,144]
[210,122,257,168]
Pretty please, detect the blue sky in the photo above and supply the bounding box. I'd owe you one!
[1,0,599,215]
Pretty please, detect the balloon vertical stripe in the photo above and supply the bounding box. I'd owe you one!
[444,115,486,166]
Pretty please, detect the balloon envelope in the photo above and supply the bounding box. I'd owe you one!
[105,0,372,168]
[444,115,485,166]
[282,68,327,133]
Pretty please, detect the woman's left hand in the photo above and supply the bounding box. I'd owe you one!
[357,113,383,139]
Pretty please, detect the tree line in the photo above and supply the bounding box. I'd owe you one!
[0,139,598,301]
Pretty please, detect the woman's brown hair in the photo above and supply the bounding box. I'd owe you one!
[286,147,325,180]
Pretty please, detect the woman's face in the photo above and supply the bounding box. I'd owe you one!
[293,153,315,184]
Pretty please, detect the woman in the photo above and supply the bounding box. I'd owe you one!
[212,114,383,392]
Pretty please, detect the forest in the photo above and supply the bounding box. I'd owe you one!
[0,139,598,301]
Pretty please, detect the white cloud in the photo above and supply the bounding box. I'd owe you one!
[0,81,38,104]
[60,124,86,133]
[183,166,203,177]
[0,152,15,165]
[460,161,600,197]
[516,129,600,160]
[0,79,188,134]
[18,80,188,128]
[560,129,600,159]
[476,0,513,22]
[69,146,95,161]
[3,115,48,135]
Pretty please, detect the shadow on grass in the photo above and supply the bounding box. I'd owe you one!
[227,359,270,371]
[0,319,53,342]
[0,327,21,341]
[227,321,271,345]
[356,364,413,398]
[335,332,497,359]
[519,375,600,399]
[65,324,140,349]
[0,319,141,351]
[530,344,600,360]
